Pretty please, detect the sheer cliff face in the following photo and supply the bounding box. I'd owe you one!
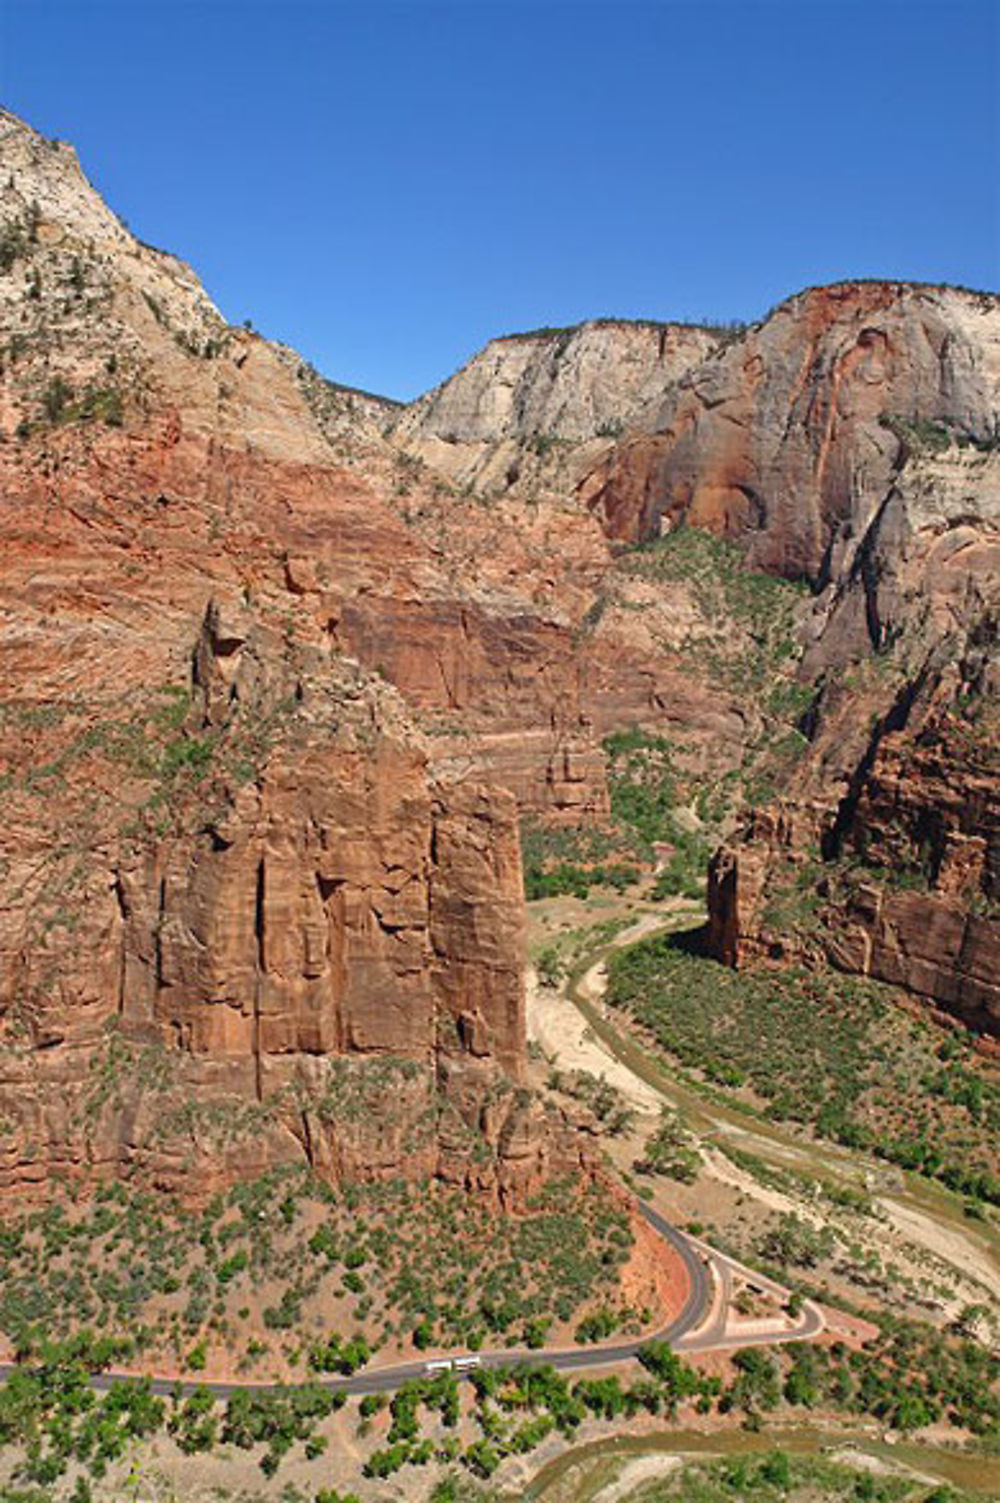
[0,113,547,1201]
[652,292,1000,1035]
[581,281,1000,580]
[1,98,998,1213]
[392,320,718,497]
[707,645,1000,1038]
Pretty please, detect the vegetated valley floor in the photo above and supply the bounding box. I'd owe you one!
[605,933,1000,1208]
[0,900,998,1500]
[522,891,1000,1498]
[0,1171,642,1383]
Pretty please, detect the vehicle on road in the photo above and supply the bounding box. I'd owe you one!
[424,1356,481,1374]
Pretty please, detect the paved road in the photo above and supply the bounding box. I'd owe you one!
[0,1198,822,1401]
[0,913,824,1401]
[676,1241,823,1353]
[0,906,831,1404]
[560,915,825,1359]
[0,1198,710,1399]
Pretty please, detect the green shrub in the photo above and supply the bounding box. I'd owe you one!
[606,934,1000,1204]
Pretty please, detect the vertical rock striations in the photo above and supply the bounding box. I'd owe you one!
[0,111,555,1202]
[580,281,999,582]
[2,95,999,1225]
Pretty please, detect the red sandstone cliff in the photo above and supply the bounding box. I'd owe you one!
[615,289,1000,1034]
[1,98,998,1215]
[0,111,568,1201]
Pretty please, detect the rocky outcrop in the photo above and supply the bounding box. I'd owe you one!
[0,111,564,1203]
[581,282,1000,581]
[335,589,752,814]
[0,572,551,1198]
[273,344,403,448]
[824,654,999,1034]
[708,641,1000,1036]
[392,319,719,497]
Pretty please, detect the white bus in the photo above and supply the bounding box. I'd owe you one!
[423,1356,482,1374]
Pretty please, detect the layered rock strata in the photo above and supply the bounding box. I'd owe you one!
[0,112,561,1201]
[2,95,999,1213]
[392,318,719,498]
[581,281,1000,579]
[702,433,999,1033]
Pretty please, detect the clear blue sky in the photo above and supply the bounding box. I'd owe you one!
[2,0,998,400]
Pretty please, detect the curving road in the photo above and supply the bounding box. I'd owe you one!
[0,1198,822,1401]
[676,1240,823,1353]
[0,906,826,1401]
[0,1198,709,1400]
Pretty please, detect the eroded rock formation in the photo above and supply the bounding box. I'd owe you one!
[708,652,1000,1038]
[689,362,1000,1032]
[0,112,560,1201]
[581,281,1000,579]
[393,319,719,497]
[0,568,552,1198]
[1,94,998,1224]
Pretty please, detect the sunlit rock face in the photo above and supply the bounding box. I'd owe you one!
[580,280,1000,576]
[0,109,556,1202]
[684,301,1000,1034]
[1,97,998,1217]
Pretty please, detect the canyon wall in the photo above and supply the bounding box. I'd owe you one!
[1,95,998,1216]
[580,281,1000,580]
[392,318,718,498]
[661,299,1000,1033]
[0,111,568,1202]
